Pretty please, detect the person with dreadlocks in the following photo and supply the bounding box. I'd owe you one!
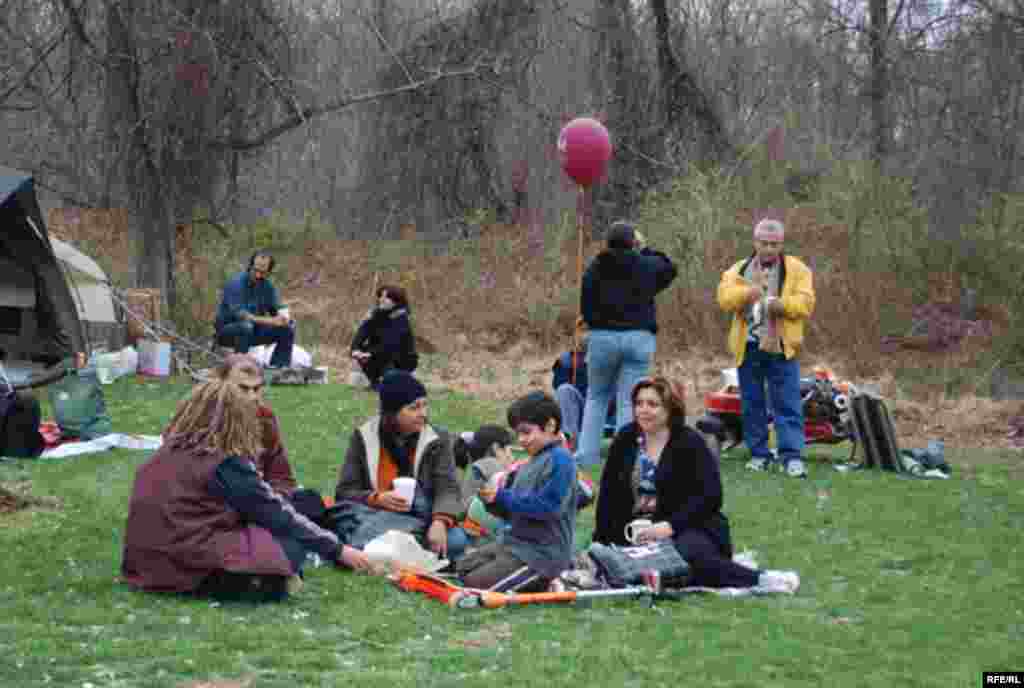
[214,353,297,497]
[121,379,371,602]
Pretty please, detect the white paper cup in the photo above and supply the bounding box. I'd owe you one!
[392,477,416,506]
[625,518,653,544]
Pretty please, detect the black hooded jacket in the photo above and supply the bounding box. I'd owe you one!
[580,247,677,334]
[351,307,418,371]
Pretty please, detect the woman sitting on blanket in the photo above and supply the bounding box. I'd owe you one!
[122,379,371,603]
[592,376,799,593]
[334,370,469,560]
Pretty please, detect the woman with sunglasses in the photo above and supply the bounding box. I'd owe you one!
[592,376,799,592]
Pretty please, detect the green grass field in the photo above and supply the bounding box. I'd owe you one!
[0,376,1021,688]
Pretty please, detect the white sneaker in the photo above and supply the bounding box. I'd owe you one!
[756,570,800,594]
[746,457,769,472]
[785,459,808,478]
[286,575,304,596]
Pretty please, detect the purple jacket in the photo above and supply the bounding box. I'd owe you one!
[122,445,324,593]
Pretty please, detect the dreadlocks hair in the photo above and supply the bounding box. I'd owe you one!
[213,353,278,452]
[214,353,263,380]
[164,379,263,458]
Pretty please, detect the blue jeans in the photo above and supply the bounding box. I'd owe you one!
[737,341,804,464]
[555,384,615,442]
[555,384,585,439]
[575,329,656,467]
[218,320,295,368]
[445,526,471,562]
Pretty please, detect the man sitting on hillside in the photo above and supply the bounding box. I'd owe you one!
[215,250,295,369]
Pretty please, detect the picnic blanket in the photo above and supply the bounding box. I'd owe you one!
[562,550,794,598]
[40,432,162,459]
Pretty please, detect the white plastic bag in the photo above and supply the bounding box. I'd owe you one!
[348,368,370,388]
[117,346,139,377]
[248,344,312,369]
[362,530,448,575]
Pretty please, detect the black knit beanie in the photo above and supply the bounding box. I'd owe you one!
[379,370,427,415]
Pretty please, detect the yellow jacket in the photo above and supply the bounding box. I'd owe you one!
[717,254,815,366]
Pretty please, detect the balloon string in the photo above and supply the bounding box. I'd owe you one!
[573,184,586,387]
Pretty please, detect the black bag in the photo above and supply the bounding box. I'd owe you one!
[0,390,45,458]
[585,541,692,588]
[0,363,44,459]
[849,393,904,472]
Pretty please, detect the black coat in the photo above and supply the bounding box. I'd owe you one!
[580,247,677,334]
[592,421,732,556]
[351,307,418,372]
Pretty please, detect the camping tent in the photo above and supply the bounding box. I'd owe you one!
[51,237,121,351]
[0,166,87,388]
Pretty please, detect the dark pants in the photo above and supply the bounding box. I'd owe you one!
[195,571,290,603]
[357,353,415,386]
[673,529,760,588]
[194,532,305,603]
[456,542,547,591]
[218,320,295,368]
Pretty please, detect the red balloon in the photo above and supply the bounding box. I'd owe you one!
[558,118,612,187]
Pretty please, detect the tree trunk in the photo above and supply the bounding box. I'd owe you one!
[650,0,730,160]
[869,0,890,164]
[135,161,176,313]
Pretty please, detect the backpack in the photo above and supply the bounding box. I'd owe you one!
[849,393,903,472]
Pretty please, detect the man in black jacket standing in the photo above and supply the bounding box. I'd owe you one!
[575,221,677,467]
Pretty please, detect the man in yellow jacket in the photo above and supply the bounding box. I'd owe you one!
[717,219,815,477]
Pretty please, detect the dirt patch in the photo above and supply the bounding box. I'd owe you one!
[0,481,61,519]
[323,343,1024,458]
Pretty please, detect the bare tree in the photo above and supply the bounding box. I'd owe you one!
[0,0,486,308]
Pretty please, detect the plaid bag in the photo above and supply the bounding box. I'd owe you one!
[586,541,691,588]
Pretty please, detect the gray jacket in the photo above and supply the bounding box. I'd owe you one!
[335,417,463,520]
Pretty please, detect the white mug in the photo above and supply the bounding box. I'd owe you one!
[624,518,654,544]
[392,477,416,509]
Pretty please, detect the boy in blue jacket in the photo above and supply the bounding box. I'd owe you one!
[456,392,577,592]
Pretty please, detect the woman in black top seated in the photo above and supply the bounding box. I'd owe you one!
[351,285,419,388]
[592,376,798,592]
